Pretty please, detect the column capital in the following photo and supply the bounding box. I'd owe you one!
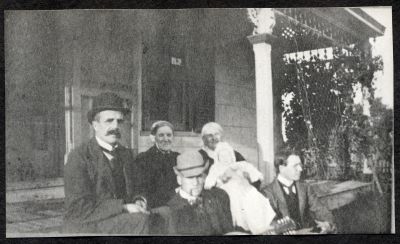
[247,33,277,45]
[247,8,276,34]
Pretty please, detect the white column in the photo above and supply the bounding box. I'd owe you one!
[248,33,277,184]
[391,133,395,233]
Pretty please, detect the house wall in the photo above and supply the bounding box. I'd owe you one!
[138,9,214,154]
[6,11,67,182]
[137,9,259,161]
[138,134,203,154]
[67,10,143,150]
[5,10,144,183]
[214,38,259,166]
[6,9,266,183]
[210,9,259,167]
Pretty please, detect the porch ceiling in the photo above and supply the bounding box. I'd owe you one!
[139,8,385,54]
[314,8,385,38]
[273,7,385,53]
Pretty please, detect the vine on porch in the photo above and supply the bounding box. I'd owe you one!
[277,39,387,181]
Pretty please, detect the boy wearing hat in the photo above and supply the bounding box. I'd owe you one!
[63,92,149,234]
[164,150,234,235]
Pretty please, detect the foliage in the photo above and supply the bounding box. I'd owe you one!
[345,98,393,184]
[278,43,387,180]
[369,98,393,163]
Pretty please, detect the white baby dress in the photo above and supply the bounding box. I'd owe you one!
[204,142,276,234]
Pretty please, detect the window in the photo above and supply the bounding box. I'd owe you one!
[141,10,215,133]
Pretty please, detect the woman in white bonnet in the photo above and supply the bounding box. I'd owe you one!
[199,122,262,190]
[204,142,276,234]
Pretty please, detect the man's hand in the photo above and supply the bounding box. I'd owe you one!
[124,202,149,214]
[134,199,147,210]
[315,220,336,234]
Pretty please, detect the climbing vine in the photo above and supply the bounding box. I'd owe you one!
[278,42,385,180]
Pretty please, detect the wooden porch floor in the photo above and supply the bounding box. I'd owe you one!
[6,199,64,238]
[6,180,391,237]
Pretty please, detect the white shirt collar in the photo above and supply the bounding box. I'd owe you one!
[277,174,296,194]
[177,187,198,202]
[95,136,117,151]
[95,136,118,160]
[277,174,294,187]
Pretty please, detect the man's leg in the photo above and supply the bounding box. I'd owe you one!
[97,212,149,234]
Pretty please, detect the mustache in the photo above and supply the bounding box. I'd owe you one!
[159,140,172,143]
[106,129,121,138]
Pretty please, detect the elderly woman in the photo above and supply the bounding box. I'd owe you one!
[199,122,245,164]
[199,122,261,190]
[130,121,179,209]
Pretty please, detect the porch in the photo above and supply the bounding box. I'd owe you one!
[5,8,392,236]
[6,178,389,236]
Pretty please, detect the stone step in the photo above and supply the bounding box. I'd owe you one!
[6,199,65,236]
[7,178,65,203]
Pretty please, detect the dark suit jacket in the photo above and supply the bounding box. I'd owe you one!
[63,137,138,233]
[130,145,179,208]
[262,178,334,228]
[165,188,234,235]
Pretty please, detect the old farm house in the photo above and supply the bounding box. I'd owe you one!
[5,8,390,235]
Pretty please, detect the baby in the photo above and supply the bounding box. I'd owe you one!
[204,142,276,234]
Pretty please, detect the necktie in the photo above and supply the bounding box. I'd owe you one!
[287,184,296,195]
[100,146,120,170]
[188,196,203,207]
[102,146,126,199]
[281,182,296,195]
[100,146,118,158]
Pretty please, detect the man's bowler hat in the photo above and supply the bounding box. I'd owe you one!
[174,150,209,178]
[87,92,130,123]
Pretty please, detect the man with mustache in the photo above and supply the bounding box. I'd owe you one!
[63,92,149,234]
[130,121,179,209]
[165,150,234,235]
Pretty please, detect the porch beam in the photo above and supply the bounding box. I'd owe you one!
[344,8,385,36]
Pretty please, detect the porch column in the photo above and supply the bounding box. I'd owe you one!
[247,8,277,184]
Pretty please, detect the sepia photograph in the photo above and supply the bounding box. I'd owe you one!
[5,7,394,237]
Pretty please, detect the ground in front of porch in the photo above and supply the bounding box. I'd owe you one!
[6,199,64,237]
[6,182,392,237]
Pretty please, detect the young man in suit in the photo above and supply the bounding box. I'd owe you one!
[262,149,336,234]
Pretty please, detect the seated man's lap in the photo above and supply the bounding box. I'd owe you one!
[97,212,149,234]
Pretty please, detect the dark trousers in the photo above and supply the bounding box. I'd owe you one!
[64,212,149,235]
[96,212,149,234]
